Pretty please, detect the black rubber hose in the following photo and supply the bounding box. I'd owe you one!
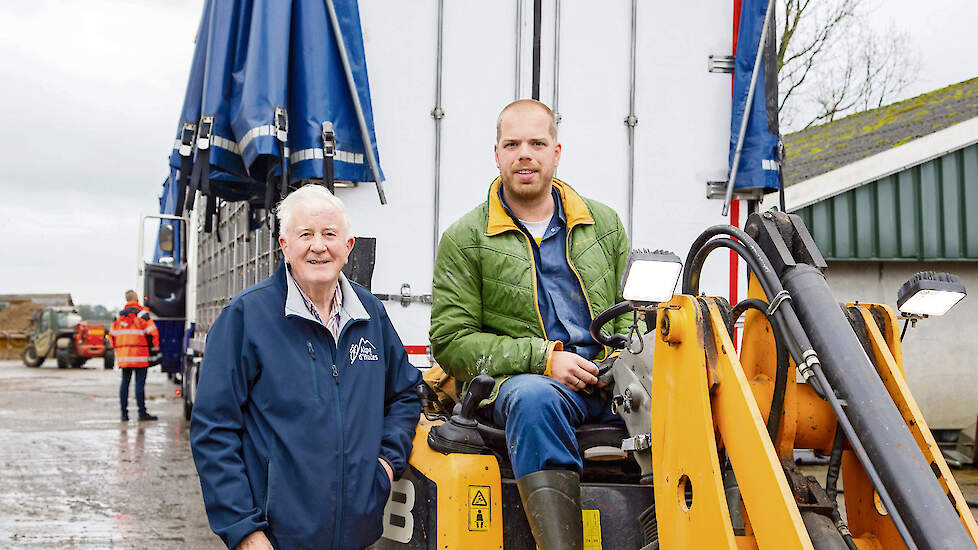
[810,366,917,549]
[729,298,789,441]
[683,225,781,300]
[729,298,769,330]
[682,234,826,399]
[680,226,918,549]
[685,239,776,315]
[588,301,634,350]
[830,508,860,550]
[681,227,815,378]
[684,237,809,374]
[825,424,845,502]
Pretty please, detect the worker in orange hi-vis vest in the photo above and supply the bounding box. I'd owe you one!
[109,290,160,421]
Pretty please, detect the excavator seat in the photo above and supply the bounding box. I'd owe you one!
[476,419,631,468]
[380,376,651,550]
[425,374,644,485]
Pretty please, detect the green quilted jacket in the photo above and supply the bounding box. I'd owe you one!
[429,177,634,402]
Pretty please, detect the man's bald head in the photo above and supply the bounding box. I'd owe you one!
[496,99,558,143]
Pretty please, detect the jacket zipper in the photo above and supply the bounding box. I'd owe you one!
[520,233,550,340]
[263,457,271,522]
[306,341,320,399]
[324,336,345,549]
[565,228,607,361]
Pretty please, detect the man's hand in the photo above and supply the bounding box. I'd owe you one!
[379,457,393,487]
[234,531,273,550]
[550,350,600,392]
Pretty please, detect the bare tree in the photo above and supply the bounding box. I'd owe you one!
[776,0,920,131]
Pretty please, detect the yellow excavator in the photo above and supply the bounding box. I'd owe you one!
[375,211,978,550]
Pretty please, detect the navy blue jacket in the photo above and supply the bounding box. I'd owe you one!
[190,262,421,550]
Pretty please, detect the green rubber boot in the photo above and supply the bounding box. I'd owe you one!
[516,470,584,550]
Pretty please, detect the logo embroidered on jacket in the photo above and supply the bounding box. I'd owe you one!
[350,337,379,363]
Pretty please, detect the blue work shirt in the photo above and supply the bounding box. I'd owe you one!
[498,186,600,360]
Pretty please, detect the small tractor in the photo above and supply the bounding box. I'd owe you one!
[21,306,115,369]
[376,212,978,550]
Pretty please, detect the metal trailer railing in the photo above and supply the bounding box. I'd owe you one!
[191,201,280,352]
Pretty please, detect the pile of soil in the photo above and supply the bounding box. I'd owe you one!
[0,302,41,360]
[0,301,42,331]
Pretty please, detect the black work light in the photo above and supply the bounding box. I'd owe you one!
[896,272,966,317]
[620,249,683,305]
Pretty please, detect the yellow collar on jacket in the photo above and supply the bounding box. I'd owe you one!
[485,177,594,237]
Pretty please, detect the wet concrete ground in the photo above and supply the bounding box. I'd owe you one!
[0,358,976,549]
[0,359,219,549]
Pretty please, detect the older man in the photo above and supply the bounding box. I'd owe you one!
[429,100,633,550]
[190,184,421,550]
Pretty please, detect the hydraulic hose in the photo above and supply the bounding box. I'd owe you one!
[825,425,844,502]
[823,423,859,550]
[683,225,780,299]
[681,225,920,549]
[588,301,634,350]
[811,364,919,549]
[683,236,823,397]
[729,298,789,442]
[729,298,769,328]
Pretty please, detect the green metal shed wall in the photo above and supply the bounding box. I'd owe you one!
[795,143,978,261]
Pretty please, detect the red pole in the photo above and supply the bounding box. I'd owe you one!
[729,0,743,347]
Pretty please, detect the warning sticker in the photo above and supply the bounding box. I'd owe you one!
[582,510,602,550]
[535,510,602,550]
[468,486,490,531]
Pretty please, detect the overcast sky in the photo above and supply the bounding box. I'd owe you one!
[1,1,976,309]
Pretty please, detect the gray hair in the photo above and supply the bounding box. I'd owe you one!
[276,184,352,238]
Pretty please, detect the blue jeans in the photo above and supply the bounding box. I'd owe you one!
[491,374,621,479]
[120,367,148,415]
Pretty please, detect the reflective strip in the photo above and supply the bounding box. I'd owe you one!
[171,125,278,157]
[110,328,154,335]
[116,356,150,363]
[762,159,780,171]
[173,124,366,164]
[212,135,240,154]
[290,148,364,165]
[169,124,367,166]
[238,124,276,152]
[210,132,289,158]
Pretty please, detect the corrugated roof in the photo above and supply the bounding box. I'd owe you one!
[796,143,978,261]
[782,77,978,186]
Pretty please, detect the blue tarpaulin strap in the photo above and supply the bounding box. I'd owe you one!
[322,121,335,193]
[729,0,781,194]
[176,122,195,215]
[203,192,216,234]
[185,155,199,212]
[263,176,277,228]
[177,160,191,214]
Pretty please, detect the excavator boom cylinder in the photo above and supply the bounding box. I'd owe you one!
[747,211,974,549]
[782,264,972,549]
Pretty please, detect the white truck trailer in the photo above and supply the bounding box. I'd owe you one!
[141,0,762,419]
